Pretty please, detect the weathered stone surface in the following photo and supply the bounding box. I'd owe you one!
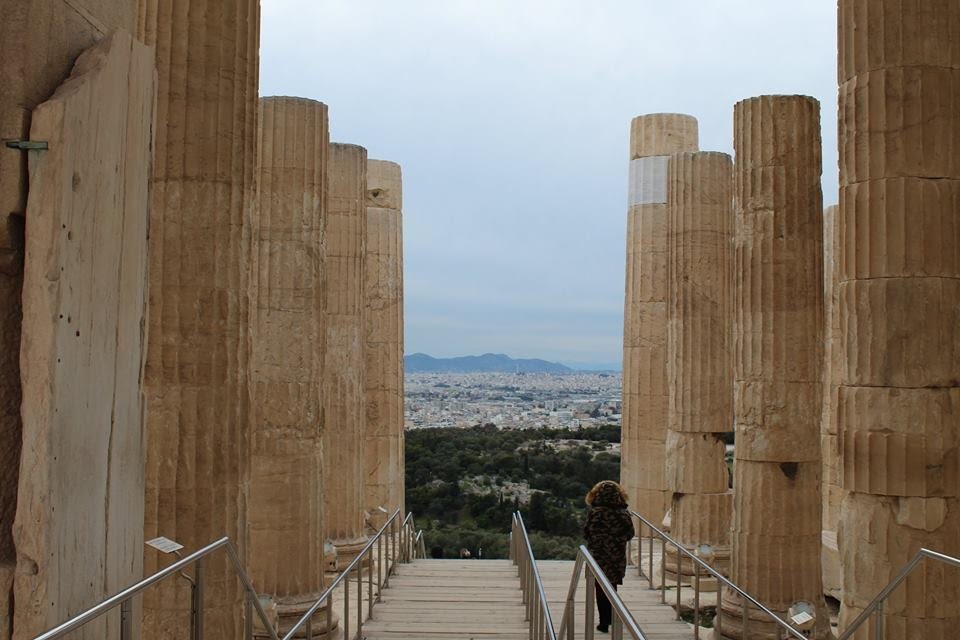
[839,386,959,498]
[838,277,960,388]
[663,150,733,581]
[0,2,136,626]
[621,114,698,524]
[323,143,369,567]
[12,31,152,639]
[664,432,728,495]
[837,179,960,282]
[836,3,960,635]
[138,0,260,637]
[364,159,404,521]
[667,153,733,437]
[725,95,827,639]
[250,96,330,635]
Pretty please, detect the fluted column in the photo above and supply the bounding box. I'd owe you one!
[138,1,260,637]
[836,2,960,638]
[820,204,843,600]
[664,152,734,582]
[364,160,405,524]
[323,143,368,570]
[250,97,336,637]
[722,95,828,639]
[621,114,699,524]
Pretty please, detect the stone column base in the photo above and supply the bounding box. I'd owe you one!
[663,545,731,592]
[254,593,340,639]
[327,537,372,572]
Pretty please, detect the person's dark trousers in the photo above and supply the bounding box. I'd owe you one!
[595,583,617,631]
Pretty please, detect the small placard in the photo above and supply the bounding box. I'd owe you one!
[791,611,814,625]
[146,536,184,554]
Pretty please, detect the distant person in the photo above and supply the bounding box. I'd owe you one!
[584,480,635,634]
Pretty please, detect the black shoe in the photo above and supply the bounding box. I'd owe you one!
[596,624,609,634]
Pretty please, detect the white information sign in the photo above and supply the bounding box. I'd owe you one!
[791,611,814,625]
[146,536,184,554]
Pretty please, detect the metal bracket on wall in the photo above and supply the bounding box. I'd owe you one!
[5,139,49,151]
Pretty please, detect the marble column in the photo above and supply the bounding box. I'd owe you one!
[836,1,960,637]
[250,96,337,637]
[364,159,405,524]
[323,143,369,570]
[621,114,699,525]
[664,151,734,583]
[722,95,829,639]
[138,0,261,637]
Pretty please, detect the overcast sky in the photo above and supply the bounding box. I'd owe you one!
[260,0,838,367]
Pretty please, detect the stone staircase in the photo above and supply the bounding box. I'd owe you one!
[361,548,696,639]
[362,559,529,639]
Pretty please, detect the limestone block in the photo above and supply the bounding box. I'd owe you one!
[837,0,960,84]
[821,204,841,436]
[837,179,960,282]
[631,437,669,491]
[839,67,960,184]
[733,381,820,462]
[822,433,842,490]
[838,277,960,388]
[364,159,404,517]
[665,432,728,495]
[838,386,959,498]
[839,494,960,618]
[629,114,698,160]
[732,460,821,536]
[139,0,260,637]
[622,115,699,529]
[0,0,136,620]
[249,96,328,632]
[671,491,733,548]
[12,31,152,639]
[666,152,733,436]
[323,143,368,549]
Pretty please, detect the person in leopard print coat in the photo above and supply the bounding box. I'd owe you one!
[583,480,635,633]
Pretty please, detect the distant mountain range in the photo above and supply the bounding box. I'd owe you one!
[405,353,574,374]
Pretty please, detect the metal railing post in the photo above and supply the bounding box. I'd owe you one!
[119,599,132,640]
[357,559,362,639]
[674,542,681,620]
[648,526,654,590]
[694,559,700,640]
[343,572,350,640]
[244,594,253,640]
[368,545,374,617]
[585,570,596,640]
[660,537,666,603]
[875,601,884,640]
[377,533,383,598]
[192,557,205,640]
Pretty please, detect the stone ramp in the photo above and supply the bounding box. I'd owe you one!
[362,559,529,639]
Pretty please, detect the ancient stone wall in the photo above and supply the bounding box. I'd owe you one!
[664,151,734,577]
[323,143,369,568]
[250,96,330,635]
[138,0,261,637]
[621,114,698,524]
[836,1,960,637]
[723,95,829,639]
[0,3,136,634]
[364,159,405,522]
[11,31,152,639]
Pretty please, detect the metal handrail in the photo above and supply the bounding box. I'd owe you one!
[34,537,279,640]
[630,509,807,640]
[557,545,647,640]
[837,548,960,640]
[33,509,421,640]
[510,512,558,640]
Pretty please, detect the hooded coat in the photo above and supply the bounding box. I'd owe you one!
[583,482,635,585]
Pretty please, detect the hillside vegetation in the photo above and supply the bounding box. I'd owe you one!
[406,423,621,559]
